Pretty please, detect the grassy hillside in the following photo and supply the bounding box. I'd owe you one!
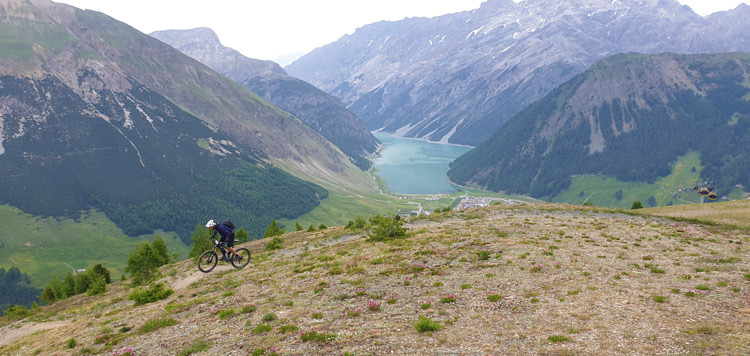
[0,0,355,244]
[2,203,747,355]
[279,170,538,230]
[551,151,747,208]
[0,206,190,288]
[640,199,750,230]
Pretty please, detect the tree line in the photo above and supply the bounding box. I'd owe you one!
[0,267,40,316]
[449,56,750,199]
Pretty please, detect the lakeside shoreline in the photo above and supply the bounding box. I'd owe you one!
[371,130,476,149]
[370,132,471,195]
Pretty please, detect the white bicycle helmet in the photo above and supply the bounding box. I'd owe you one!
[205,219,217,228]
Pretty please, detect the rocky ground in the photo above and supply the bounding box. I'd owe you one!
[1,203,749,355]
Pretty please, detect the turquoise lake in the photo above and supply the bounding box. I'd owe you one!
[372,132,473,194]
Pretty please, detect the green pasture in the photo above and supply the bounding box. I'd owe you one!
[278,190,413,231]
[551,151,746,208]
[0,206,190,288]
[279,169,538,230]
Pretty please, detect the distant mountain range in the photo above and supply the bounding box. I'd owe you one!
[447,52,750,198]
[150,28,380,170]
[287,0,750,146]
[0,0,364,241]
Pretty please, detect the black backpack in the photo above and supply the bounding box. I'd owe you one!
[221,220,235,230]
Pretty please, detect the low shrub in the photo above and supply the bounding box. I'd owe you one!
[280,324,299,333]
[346,216,368,230]
[139,317,177,333]
[262,312,277,322]
[440,293,457,303]
[548,335,570,342]
[652,295,667,303]
[2,304,28,321]
[217,308,235,319]
[128,283,173,305]
[177,339,210,356]
[265,237,284,251]
[252,323,272,334]
[367,214,407,242]
[300,330,336,342]
[477,251,490,260]
[414,315,442,333]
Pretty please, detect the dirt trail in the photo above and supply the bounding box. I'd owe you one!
[0,320,71,347]
[171,233,365,291]
[171,265,233,290]
[1,232,366,349]
[274,233,364,259]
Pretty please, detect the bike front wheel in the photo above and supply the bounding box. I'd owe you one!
[231,248,251,268]
[198,250,218,273]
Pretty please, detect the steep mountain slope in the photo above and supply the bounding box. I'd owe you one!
[448,52,750,199]
[0,0,358,240]
[286,0,750,146]
[1,203,748,355]
[150,28,380,170]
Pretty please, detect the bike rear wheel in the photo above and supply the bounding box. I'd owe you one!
[198,250,218,273]
[231,248,251,268]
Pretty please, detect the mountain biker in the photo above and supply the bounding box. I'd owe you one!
[206,220,238,260]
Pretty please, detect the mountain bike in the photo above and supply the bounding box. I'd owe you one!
[197,238,250,273]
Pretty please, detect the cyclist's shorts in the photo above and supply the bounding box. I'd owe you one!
[221,232,235,247]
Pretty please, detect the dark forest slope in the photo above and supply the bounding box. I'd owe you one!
[448,52,750,199]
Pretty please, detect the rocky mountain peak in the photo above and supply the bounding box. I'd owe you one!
[477,0,518,11]
[708,2,750,21]
[287,0,750,146]
[151,28,286,79]
[156,27,221,46]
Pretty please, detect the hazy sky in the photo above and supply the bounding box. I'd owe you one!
[56,0,749,64]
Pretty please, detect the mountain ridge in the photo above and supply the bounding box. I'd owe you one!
[286,0,750,146]
[447,51,750,198]
[0,0,363,240]
[150,27,380,170]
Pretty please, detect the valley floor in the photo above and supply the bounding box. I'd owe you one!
[1,203,748,355]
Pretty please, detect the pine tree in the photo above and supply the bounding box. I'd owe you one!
[125,242,163,286]
[74,272,92,295]
[236,228,249,243]
[87,273,107,296]
[40,285,57,304]
[263,220,285,238]
[152,236,170,265]
[188,225,213,259]
[62,272,76,298]
[91,264,112,284]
